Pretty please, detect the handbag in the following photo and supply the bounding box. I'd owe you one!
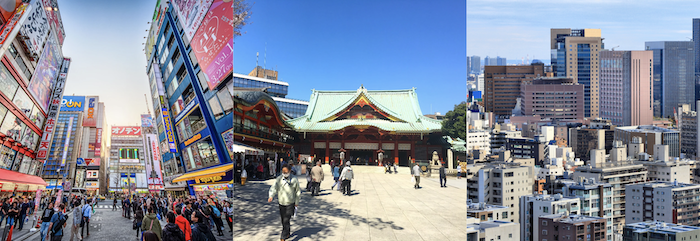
[411,176,415,183]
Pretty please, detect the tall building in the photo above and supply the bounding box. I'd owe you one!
[626,182,700,226]
[614,125,680,157]
[568,124,615,164]
[645,41,695,117]
[144,1,233,196]
[681,108,697,158]
[623,221,700,241]
[467,220,519,241]
[108,126,148,195]
[539,214,607,241]
[564,179,614,240]
[599,50,654,126]
[469,56,481,74]
[519,193,580,241]
[519,77,584,120]
[233,73,309,119]
[693,19,700,103]
[484,63,545,118]
[497,57,507,66]
[467,163,535,223]
[551,28,603,118]
[484,56,498,66]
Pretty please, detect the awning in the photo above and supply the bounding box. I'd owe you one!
[233,142,264,156]
[0,169,47,186]
[172,165,233,183]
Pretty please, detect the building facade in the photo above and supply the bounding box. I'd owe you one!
[467,220,519,241]
[680,108,697,158]
[569,126,615,164]
[623,221,700,241]
[565,180,614,240]
[519,77,584,120]
[539,214,607,241]
[467,202,510,222]
[626,182,700,226]
[644,41,695,117]
[519,193,581,241]
[484,63,545,118]
[468,163,535,223]
[469,56,481,74]
[694,19,700,103]
[614,125,680,157]
[233,73,309,119]
[108,126,147,194]
[599,50,654,126]
[551,28,603,118]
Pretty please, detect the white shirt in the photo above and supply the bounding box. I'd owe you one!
[457,165,462,172]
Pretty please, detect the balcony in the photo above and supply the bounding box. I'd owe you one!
[234,123,295,145]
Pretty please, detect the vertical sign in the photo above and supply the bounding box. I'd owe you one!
[190,0,233,89]
[60,116,73,168]
[161,98,177,153]
[145,134,163,189]
[19,0,49,56]
[94,128,102,154]
[0,3,29,48]
[37,58,70,161]
[82,97,97,127]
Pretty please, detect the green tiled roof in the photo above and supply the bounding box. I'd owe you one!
[287,86,442,133]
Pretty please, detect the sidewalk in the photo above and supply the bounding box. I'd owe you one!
[234,165,467,241]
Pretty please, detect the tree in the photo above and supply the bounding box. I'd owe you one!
[234,0,253,38]
[441,102,467,140]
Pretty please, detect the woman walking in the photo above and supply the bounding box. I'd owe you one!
[134,207,144,237]
[331,163,340,191]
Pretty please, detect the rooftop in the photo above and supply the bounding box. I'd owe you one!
[541,214,605,224]
[616,125,678,133]
[626,221,700,234]
[628,181,700,190]
[467,203,509,212]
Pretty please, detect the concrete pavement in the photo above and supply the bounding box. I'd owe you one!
[233,164,467,241]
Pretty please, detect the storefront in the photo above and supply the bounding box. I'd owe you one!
[163,174,188,197]
[171,164,232,198]
[0,168,47,200]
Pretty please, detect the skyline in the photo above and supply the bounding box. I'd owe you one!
[467,0,700,61]
[233,0,467,115]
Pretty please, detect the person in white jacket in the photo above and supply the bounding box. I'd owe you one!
[339,162,354,196]
[412,163,422,189]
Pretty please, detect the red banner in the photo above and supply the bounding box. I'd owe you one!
[94,128,102,154]
[190,0,232,90]
[111,126,141,136]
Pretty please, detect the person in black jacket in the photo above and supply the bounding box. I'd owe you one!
[162,212,185,241]
[439,161,447,187]
[190,210,215,241]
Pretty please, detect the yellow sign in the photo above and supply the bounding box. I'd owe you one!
[195,175,223,184]
[184,133,202,146]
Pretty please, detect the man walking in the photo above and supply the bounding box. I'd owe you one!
[69,201,82,241]
[112,198,117,211]
[339,161,354,196]
[18,198,29,230]
[439,161,447,187]
[46,204,66,241]
[412,162,422,189]
[81,199,92,237]
[310,161,324,196]
[268,165,301,241]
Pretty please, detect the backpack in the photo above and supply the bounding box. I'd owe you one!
[212,206,221,218]
[51,213,66,236]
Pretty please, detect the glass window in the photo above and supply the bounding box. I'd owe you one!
[12,89,33,118]
[217,88,233,114]
[208,96,224,120]
[0,63,19,99]
[197,70,209,92]
[0,112,21,140]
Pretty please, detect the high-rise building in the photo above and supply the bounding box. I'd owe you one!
[626,182,700,226]
[467,163,535,223]
[693,19,700,103]
[484,63,545,118]
[623,221,700,241]
[497,57,507,66]
[519,193,581,241]
[645,41,695,117]
[614,125,680,157]
[551,28,603,118]
[469,56,481,74]
[144,1,233,196]
[484,56,498,66]
[599,50,654,126]
[568,124,615,164]
[519,77,585,120]
[108,126,147,194]
[539,214,608,241]
[681,108,697,158]
[564,179,614,240]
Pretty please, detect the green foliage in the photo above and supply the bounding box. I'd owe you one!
[441,102,467,140]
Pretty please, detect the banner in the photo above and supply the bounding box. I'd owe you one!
[19,0,49,57]
[135,173,147,189]
[112,126,141,136]
[40,0,64,45]
[74,169,84,188]
[27,28,62,112]
[85,158,100,166]
[84,182,98,190]
[95,128,102,154]
[172,0,212,41]
[145,134,163,187]
[60,96,84,111]
[59,116,73,168]
[190,0,232,89]
[160,97,177,152]
[37,58,70,160]
[222,128,233,160]
[141,114,153,128]
[0,2,28,48]
[82,96,98,127]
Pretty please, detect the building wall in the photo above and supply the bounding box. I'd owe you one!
[681,111,697,158]
[520,195,580,241]
[520,79,584,120]
[484,64,545,117]
[645,41,696,117]
[600,51,653,126]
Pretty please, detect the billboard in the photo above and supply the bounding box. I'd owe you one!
[37,58,70,161]
[60,96,84,111]
[86,170,98,179]
[119,148,139,163]
[74,169,84,188]
[145,134,163,187]
[40,0,64,45]
[19,0,49,57]
[82,96,98,127]
[59,116,73,167]
[94,128,102,154]
[84,182,98,190]
[160,96,177,152]
[27,32,62,112]
[85,158,100,166]
[135,173,147,188]
[141,114,153,128]
[112,126,141,136]
[0,2,28,48]
[190,0,232,89]
[172,0,212,41]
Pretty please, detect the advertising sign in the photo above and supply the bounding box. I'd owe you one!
[119,148,140,163]
[40,0,64,45]
[135,173,147,189]
[59,116,73,167]
[84,182,98,190]
[36,57,70,160]
[111,126,141,136]
[82,97,98,127]
[145,134,163,187]
[172,0,212,41]
[86,170,98,179]
[222,128,233,160]
[28,32,62,112]
[85,158,100,166]
[0,2,28,48]
[161,103,177,152]
[190,0,232,90]
[19,0,49,57]
[141,114,153,128]
[60,95,84,111]
[154,60,165,95]
[74,169,84,188]
[94,128,102,154]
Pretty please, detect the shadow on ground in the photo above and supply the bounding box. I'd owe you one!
[234,180,403,240]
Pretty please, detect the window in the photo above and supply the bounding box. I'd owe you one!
[197,70,209,92]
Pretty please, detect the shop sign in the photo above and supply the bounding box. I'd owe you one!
[119,165,144,170]
[175,101,197,123]
[193,183,228,192]
[184,133,201,146]
[37,58,71,161]
[194,175,223,184]
[162,107,177,152]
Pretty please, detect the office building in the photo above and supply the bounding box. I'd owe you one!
[467,220,519,241]
[645,41,695,117]
[694,19,700,102]
[484,56,498,66]
[623,221,700,241]
[467,163,535,223]
[520,193,580,241]
[469,55,481,74]
[599,50,654,126]
[144,1,233,196]
[484,63,545,117]
[564,179,614,240]
[539,214,607,241]
[626,182,700,226]
[467,130,491,155]
[680,106,697,158]
[490,124,521,150]
[614,125,680,157]
[506,138,545,164]
[233,73,308,119]
[568,124,615,164]
[467,202,510,222]
[497,57,507,66]
[519,77,584,120]
[551,28,603,118]
[248,66,278,80]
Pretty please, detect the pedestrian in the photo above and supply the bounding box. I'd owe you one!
[162,212,185,241]
[457,164,462,179]
[339,161,354,196]
[268,157,276,178]
[125,198,132,219]
[135,207,144,237]
[310,161,324,196]
[46,203,66,241]
[439,161,447,188]
[257,162,264,180]
[331,163,340,191]
[222,201,232,233]
[143,231,159,241]
[190,210,215,241]
[267,164,301,241]
[412,162,422,189]
[40,203,55,241]
[175,207,192,241]
[183,202,194,224]
[142,206,163,240]
[207,199,224,236]
[69,201,82,241]
[81,199,92,237]
[112,198,117,211]
[0,199,7,227]
[4,201,18,239]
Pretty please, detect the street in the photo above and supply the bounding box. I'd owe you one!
[233,165,467,241]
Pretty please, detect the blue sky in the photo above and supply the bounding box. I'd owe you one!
[233,0,467,115]
[59,0,155,126]
[467,0,700,62]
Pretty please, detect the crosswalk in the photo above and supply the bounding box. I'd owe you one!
[93,205,116,209]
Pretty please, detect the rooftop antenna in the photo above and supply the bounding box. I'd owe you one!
[144,94,151,115]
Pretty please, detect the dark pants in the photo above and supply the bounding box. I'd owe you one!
[278,204,294,239]
[440,176,446,187]
[311,182,320,196]
[50,235,63,241]
[17,214,25,229]
[81,218,89,236]
[341,180,351,195]
[414,176,421,188]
